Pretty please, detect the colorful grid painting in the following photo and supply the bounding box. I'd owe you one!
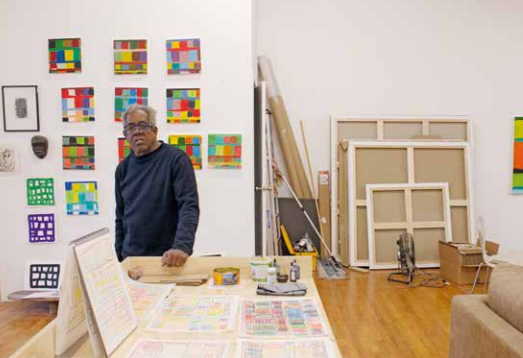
[115,87,148,122]
[63,136,95,170]
[65,181,99,215]
[118,138,132,163]
[27,178,55,206]
[513,117,523,193]
[29,264,60,289]
[28,214,55,243]
[166,38,201,74]
[166,88,200,123]
[48,38,81,73]
[208,134,242,169]
[61,87,95,122]
[114,40,147,74]
[168,135,202,169]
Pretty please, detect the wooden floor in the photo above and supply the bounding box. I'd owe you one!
[0,270,478,358]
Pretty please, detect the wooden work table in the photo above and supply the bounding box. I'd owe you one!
[10,256,342,358]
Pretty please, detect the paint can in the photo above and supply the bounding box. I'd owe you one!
[250,258,272,282]
[213,267,240,285]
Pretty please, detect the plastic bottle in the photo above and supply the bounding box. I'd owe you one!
[267,267,277,284]
[290,262,297,282]
[293,259,300,280]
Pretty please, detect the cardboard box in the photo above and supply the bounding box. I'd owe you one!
[439,241,486,285]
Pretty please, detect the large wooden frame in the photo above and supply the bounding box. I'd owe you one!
[329,115,470,264]
[366,183,452,269]
[348,141,474,267]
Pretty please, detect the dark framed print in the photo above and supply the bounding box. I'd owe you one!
[2,85,40,132]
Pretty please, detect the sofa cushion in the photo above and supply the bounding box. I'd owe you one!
[487,264,523,333]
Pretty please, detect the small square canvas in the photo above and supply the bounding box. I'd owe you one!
[166,88,200,123]
[166,38,201,74]
[24,261,62,290]
[65,181,99,215]
[49,38,81,73]
[118,138,132,163]
[62,136,95,170]
[28,214,55,243]
[114,40,147,74]
[27,178,55,206]
[61,87,95,122]
[168,135,202,169]
[115,87,148,122]
[513,117,523,194]
[208,134,242,169]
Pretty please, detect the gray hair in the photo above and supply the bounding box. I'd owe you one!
[122,104,157,126]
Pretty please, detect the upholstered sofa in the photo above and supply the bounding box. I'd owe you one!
[449,264,523,358]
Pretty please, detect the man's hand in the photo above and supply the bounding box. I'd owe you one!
[162,249,189,267]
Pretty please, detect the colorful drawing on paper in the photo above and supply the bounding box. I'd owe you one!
[166,88,200,123]
[61,87,95,122]
[65,181,99,215]
[29,263,61,289]
[168,135,202,169]
[115,87,148,122]
[62,136,95,170]
[236,339,337,358]
[27,178,55,206]
[166,38,201,74]
[0,145,17,173]
[49,38,81,73]
[208,134,242,169]
[118,138,132,163]
[114,40,147,74]
[513,117,523,193]
[28,214,55,243]
[126,340,229,358]
[126,280,174,320]
[148,295,239,333]
[240,299,326,337]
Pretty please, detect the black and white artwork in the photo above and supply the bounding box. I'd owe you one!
[0,145,18,174]
[2,86,40,132]
[24,261,62,290]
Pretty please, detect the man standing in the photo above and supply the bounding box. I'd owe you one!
[115,104,199,267]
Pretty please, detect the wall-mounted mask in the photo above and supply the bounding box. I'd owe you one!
[31,135,49,159]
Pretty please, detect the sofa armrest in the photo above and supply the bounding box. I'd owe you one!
[449,295,523,358]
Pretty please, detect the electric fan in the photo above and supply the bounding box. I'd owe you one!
[388,232,416,284]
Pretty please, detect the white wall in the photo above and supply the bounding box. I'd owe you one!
[257,0,523,254]
[0,0,254,300]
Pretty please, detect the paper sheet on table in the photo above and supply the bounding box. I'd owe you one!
[235,338,338,358]
[124,276,175,321]
[21,291,59,299]
[124,339,230,358]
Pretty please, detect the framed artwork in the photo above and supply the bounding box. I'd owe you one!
[27,178,55,206]
[48,38,81,73]
[65,181,99,215]
[208,134,242,169]
[62,136,95,170]
[118,138,132,163]
[114,39,147,74]
[61,87,95,122]
[166,88,200,123]
[513,117,523,194]
[115,87,148,122]
[166,38,201,74]
[2,85,40,132]
[168,134,202,169]
[24,261,62,290]
[28,213,56,243]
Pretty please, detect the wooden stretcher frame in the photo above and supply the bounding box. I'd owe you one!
[329,115,471,263]
[347,141,474,267]
[366,183,452,269]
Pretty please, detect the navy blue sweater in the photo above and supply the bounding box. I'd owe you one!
[115,143,199,261]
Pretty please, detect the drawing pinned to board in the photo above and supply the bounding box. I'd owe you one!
[115,87,148,122]
[65,181,99,215]
[31,135,49,159]
[61,87,95,122]
[28,214,55,243]
[2,85,40,132]
[24,261,62,290]
[513,117,523,194]
[114,40,147,74]
[0,145,18,173]
[166,88,200,123]
[118,138,132,163]
[48,38,81,73]
[27,178,55,206]
[168,135,202,169]
[166,38,201,74]
[208,134,242,169]
[62,136,95,170]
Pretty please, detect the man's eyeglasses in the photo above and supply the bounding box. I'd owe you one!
[124,122,154,134]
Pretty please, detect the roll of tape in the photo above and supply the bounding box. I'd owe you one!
[213,267,240,285]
